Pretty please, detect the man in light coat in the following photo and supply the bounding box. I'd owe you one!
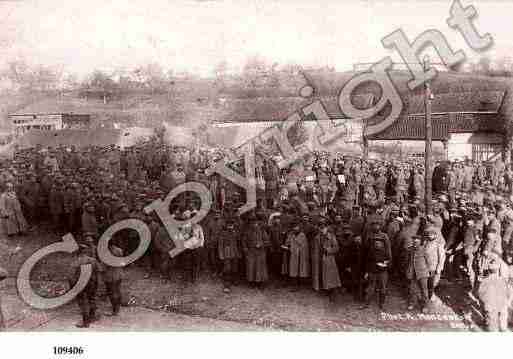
[0,182,28,236]
[476,250,510,331]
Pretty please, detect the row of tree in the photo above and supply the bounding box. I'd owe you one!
[2,55,513,98]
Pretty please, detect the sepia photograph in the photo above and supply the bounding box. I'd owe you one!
[0,0,513,351]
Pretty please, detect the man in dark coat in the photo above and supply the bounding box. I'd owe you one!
[268,213,286,279]
[204,211,223,274]
[242,214,270,286]
[103,244,124,316]
[361,218,392,310]
[69,245,100,328]
[432,162,447,193]
[218,214,242,293]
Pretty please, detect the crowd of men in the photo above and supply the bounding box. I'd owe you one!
[1,139,513,331]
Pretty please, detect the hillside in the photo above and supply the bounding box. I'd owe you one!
[5,69,513,137]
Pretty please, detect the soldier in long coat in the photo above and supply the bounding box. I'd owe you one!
[0,183,28,236]
[218,216,242,293]
[69,245,100,328]
[268,213,286,279]
[311,218,341,296]
[283,221,310,281]
[102,244,124,316]
[242,216,270,284]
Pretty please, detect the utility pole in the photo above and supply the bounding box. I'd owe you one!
[424,56,433,215]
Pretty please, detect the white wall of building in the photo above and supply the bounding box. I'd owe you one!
[10,114,63,136]
[447,132,503,161]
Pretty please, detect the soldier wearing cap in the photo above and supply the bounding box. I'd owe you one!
[311,216,341,300]
[360,216,391,309]
[282,217,310,286]
[0,182,28,237]
[218,208,242,293]
[69,244,100,328]
[102,243,124,316]
[242,211,270,286]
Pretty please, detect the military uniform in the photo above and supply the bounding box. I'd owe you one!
[102,245,124,316]
[362,223,392,309]
[218,219,242,292]
[69,248,100,328]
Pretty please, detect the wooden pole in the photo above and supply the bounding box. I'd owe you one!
[424,56,433,215]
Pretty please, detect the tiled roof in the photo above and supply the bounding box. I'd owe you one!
[215,94,375,122]
[405,90,505,114]
[368,112,503,140]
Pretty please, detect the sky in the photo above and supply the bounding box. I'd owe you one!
[0,0,511,78]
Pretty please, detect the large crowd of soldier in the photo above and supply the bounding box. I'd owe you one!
[1,139,513,331]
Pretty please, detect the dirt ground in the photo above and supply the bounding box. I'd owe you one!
[0,226,487,331]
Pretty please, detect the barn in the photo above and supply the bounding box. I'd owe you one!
[208,70,513,162]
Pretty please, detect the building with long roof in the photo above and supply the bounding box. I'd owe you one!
[8,98,91,137]
[208,70,513,162]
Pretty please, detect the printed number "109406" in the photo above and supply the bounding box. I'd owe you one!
[53,347,84,355]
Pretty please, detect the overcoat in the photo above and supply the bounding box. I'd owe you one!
[0,191,27,235]
[283,232,310,278]
[311,231,341,290]
[242,222,270,282]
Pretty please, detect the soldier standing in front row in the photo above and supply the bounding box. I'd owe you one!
[218,211,241,293]
[361,218,392,310]
[102,244,124,317]
[69,245,100,328]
